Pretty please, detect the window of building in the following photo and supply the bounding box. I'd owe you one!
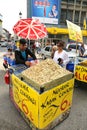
[62,0,67,2]
[62,0,74,3]
[66,10,73,21]
[60,9,67,25]
[81,12,86,26]
[83,1,87,6]
[74,11,79,23]
[68,0,74,3]
[60,9,73,25]
[76,0,81,4]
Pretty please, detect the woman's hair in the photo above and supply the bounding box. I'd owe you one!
[57,40,65,48]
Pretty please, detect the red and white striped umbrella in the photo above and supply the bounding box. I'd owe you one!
[13,18,47,40]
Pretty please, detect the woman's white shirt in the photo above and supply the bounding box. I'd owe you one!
[53,50,69,66]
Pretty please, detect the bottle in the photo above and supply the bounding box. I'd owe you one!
[4,71,10,84]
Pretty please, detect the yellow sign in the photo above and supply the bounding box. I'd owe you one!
[12,74,39,127]
[75,65,87,83]
[12,74,74,129]
[16,41,20,48]
[66,20,83,43]
[39,79,74,129]
[83,18,86,30]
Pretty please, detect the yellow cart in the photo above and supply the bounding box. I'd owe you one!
[8,59,74,130]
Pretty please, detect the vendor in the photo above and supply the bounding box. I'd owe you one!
[15,38,37,67]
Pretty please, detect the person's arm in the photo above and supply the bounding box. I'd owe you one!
[49,10,53,18]
[79,50,82,56]
[27,48,37,60]
[54,10,58,17]
[79,47,83,57]
[15,50,26,64]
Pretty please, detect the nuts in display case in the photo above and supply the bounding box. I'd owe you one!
[21,59,73,91]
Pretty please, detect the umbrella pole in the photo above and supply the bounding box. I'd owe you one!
[29,40,30,49]
[74,42,78,73]
[27,39,30,49]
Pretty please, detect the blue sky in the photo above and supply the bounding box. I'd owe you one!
[0,0,27,34]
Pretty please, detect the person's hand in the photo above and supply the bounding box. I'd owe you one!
[25,60,39,67]
[30,60,39,66]
[34,59,39,64]
[25,61,30,67]
[58,58,63,65]
[60,60,63,64]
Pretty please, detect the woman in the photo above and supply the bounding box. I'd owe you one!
[53,41,69,67]
[51,45,58,59]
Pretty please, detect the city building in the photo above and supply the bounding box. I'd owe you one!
[61,0,87,27]
[27,0,87,44]
[0,13,11,41]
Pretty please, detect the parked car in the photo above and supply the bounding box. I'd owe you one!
[40,45,79,60]
[66,43,87,52]
[0,41,4,46]
[39,45,52,59]
[0,41,8,47]
[66,43,80,50]
[66,43,87,56]
[65,48,79,58]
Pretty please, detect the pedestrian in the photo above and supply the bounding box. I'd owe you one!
[3,47,13,69]
[12,41,17,52]
[45,40,50,46]
[51,45,58,59]
[79,43,85,57]
[34,40,41,54]
[53,40,69,67]
[15,38,37,67]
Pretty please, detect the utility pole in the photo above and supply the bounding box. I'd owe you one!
[19,12,22,19]
[0,14,3,41]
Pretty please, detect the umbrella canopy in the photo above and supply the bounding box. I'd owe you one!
[13,18,47,40]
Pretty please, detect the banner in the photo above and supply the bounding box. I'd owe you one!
[75,65,87,83]
[66,20,83,43]
[32,0,61,24]
[83,18,87,30]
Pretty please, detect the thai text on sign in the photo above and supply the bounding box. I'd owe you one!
[75,65,87,82]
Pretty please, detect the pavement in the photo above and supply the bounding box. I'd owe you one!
[0,47,87,130]
[0,52,4,70]
[0,48,30,130]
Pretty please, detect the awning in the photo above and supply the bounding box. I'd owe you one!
[46,27,87,36]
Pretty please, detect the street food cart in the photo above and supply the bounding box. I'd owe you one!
[74,59,87,87]
[5,59,74,130]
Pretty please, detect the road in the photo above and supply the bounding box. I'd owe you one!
[0,46,87,130]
